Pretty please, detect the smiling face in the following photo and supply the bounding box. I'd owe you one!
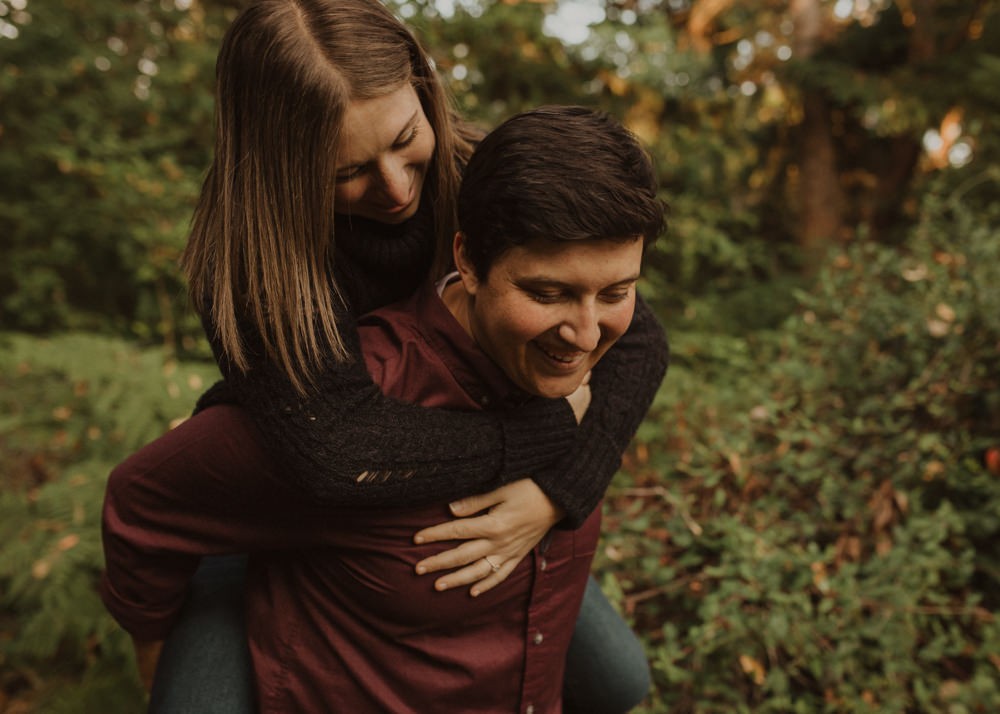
[333,83,436,224]
[450,233,644,399]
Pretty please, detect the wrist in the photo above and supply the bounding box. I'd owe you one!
[498,399,576,478]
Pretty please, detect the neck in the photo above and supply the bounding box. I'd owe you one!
[441,278,475,342]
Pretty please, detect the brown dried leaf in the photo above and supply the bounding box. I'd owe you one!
[738,654,766,685]
[32,560,51,579]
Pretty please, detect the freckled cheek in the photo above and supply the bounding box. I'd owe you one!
[333,185,350,209]
[495,307,549,360]
[600,305,637,347]
[513,306,558,346]
[506,321,542,354]
[401,136,434,181]
[333,182,367,212]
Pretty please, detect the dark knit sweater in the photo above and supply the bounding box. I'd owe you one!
[196,205,668,526]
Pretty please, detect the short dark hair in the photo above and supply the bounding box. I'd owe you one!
[457,105,665,279]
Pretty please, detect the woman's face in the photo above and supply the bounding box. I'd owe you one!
[333,83,436,224]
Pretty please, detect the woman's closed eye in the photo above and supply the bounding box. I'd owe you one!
[336,126,420,184]
[395,124,419,149]
[336,164,367,183]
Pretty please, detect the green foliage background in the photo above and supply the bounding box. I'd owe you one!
[1,0,999,711]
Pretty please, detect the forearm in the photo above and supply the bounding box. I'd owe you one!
[100,463,204,640]
[532,294,669,525]
[100,406,332,637]
[202,312,578,507]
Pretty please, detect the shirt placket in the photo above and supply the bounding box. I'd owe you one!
[519,535,555,714]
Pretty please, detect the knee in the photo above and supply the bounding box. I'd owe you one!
[563,582,652,712]
[604,653,651,712]
[585,631,650,712]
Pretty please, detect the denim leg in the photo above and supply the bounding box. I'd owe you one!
[148,554,256,714]
[562,576,651,714]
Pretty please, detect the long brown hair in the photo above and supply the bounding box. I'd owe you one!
[182,0,474,394]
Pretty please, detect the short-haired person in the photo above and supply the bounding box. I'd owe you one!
[102,105,665,711]
[101,1,669,711]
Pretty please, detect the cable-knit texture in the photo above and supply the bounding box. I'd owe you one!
[196,203,668,520]
[332,209,435,315]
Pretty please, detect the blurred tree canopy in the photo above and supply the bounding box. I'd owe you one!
[1,1,999,712]
[2,0,998,339]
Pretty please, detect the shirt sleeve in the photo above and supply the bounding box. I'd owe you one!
[196,305,580,509]
[530,293,669,526]
[99,405,361,639]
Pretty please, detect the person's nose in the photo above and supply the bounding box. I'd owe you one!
[377,157,411,205]
[557,301,602,353]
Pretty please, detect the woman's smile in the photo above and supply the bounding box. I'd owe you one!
[333,84,436,225]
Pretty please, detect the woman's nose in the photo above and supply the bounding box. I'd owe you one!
[377,158,410,205]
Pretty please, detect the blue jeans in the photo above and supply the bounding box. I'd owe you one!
[149,555,649,713]
[149,556,256,713]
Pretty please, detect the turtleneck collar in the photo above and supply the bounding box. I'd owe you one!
[332,197,438,315]
[334,198,436,279]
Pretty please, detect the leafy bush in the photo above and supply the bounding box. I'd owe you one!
[0,333,219,712]
[3,0,999,710]
[600,174,1000,713]
[2,175,998,710]
[0,0,231,346]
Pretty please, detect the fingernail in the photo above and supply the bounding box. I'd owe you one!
[449,502,461,513]
[414,536,424,544]
[416,565,426,575]
[437,582,449,591]
[470,589,480,598]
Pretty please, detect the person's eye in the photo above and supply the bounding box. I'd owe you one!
[528,291,563,304]
[336,165,367,184]
[395,125,419,149]
[600,288,632,303]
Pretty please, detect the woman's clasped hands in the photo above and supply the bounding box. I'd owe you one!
[413,478,564,597]
[412,378,589,596]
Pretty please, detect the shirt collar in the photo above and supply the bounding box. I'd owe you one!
[415,276,531,410]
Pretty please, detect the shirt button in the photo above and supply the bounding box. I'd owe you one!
[539,558,548,571]
[533,632,544,645]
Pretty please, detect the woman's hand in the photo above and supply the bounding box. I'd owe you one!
[413,478,564,596]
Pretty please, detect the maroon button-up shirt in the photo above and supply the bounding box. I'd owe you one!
[101,280,600,713]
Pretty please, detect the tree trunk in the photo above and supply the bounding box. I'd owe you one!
[791,0,845,271]
[870,135,922,239]
[797,90,845,271]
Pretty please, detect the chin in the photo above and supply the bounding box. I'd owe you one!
[531,378,584,400]
[375,206,417,224]
[363,194,421,225]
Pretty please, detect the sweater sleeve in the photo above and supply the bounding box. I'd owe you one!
[530,293,669,526]
[197,305,580,509]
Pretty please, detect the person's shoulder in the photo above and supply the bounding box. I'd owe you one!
[357,290,426,385]
[358,289,423,338]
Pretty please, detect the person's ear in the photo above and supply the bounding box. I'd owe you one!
[453,232,480,296]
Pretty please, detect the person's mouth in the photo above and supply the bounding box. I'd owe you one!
[382,199,411,214]
[379,187,416,215]
[532,341,587,369]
